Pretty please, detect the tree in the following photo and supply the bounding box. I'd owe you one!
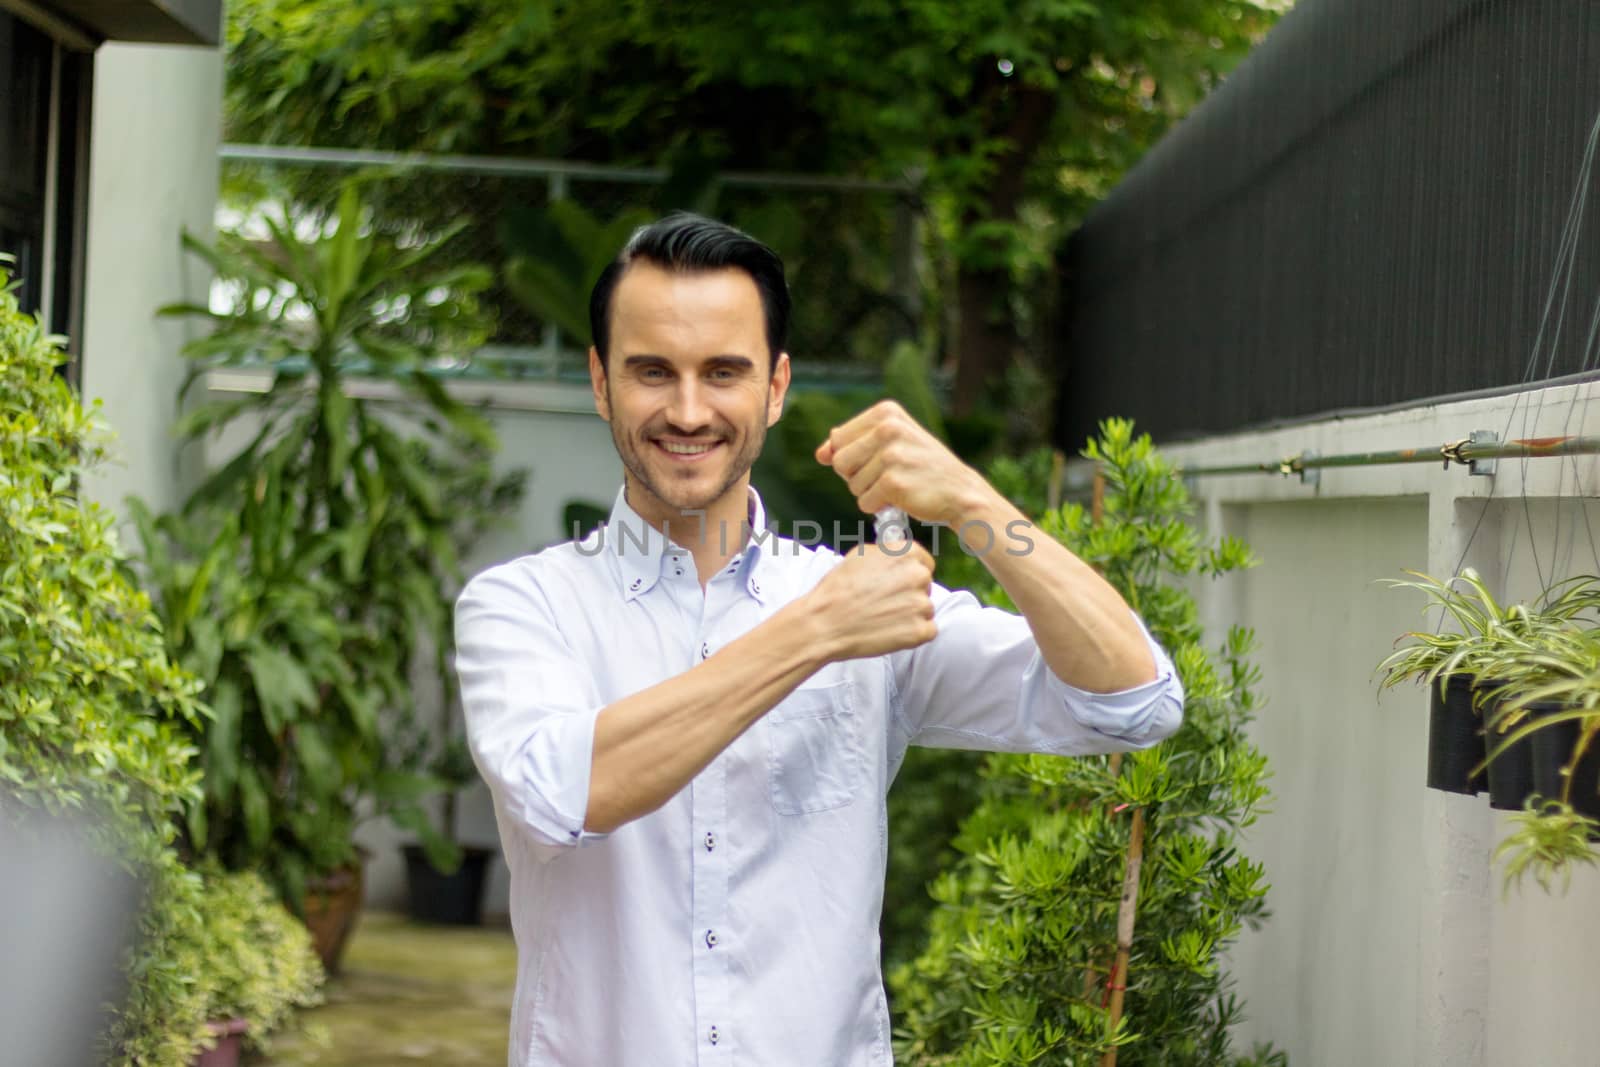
[224,0,1282,418]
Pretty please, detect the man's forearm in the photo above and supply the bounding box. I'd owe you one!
[959,488,1157,694]
[584,598,833,833]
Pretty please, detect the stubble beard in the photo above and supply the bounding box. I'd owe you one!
[612,415,767,519]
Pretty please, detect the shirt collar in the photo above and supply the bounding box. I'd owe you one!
[607,485,775,604]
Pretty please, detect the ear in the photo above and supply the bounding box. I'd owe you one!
[766,351,792,427]
[589,347,611,422]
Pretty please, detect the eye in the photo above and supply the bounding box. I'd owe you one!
[710,367,736,380]
[639,366,669,381]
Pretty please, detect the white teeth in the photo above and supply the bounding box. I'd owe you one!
[661,442,714,455]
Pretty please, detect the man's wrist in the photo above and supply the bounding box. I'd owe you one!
[941,476,1016,532]
[776,592,842,670]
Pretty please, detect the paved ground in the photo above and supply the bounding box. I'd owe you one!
[261,912,516,1066]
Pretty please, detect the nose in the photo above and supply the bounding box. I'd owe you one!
[665,377,712,433]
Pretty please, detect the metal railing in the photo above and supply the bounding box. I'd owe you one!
[216,144,926,386]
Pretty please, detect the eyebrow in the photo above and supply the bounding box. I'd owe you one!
[621,354,758,372]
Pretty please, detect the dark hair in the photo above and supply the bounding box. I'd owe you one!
[588,212,790,371]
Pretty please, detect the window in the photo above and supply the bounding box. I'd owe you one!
[0,9,90,382]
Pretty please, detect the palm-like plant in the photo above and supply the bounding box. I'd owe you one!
[157,180,525,884]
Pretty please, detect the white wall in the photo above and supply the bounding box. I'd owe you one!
[1158,381,1600,1067]
[78,43,223,515]
[1219,499,1428,1065]
[373,385,621,916]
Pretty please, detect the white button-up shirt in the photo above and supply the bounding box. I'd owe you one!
[454,486,1183,1067]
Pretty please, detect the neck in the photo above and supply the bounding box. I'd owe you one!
[626,478,751,583]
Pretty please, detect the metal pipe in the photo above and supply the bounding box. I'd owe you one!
[219,143,916,195]
[1178,434,1600,479]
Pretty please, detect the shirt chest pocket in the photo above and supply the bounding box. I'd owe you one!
[763,680,862,815]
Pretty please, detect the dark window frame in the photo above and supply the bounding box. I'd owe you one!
[1,8,92,386]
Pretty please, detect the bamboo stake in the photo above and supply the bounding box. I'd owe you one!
[1092,457,1144,1067]
[1100,807,1145,1067]
[1080,464,1114,1005]
[1048,449,1067,511]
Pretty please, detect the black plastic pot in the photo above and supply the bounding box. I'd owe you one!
[1526,701,1600,822]
[1427,674,1486,795]
[1478,679,1540,811]
[402,844,493,926]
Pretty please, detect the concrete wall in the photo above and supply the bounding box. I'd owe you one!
[1160,381,1600,1067]
[378,384,621,916]
[78,43,222,515]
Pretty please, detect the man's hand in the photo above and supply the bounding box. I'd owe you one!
[814,400,991,528]
[805,542,938,661]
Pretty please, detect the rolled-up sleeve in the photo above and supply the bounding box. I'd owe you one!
[454,563,610,859]
[891,583,1183,756]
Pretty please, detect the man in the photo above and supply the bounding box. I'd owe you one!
[455,213,1182,1067]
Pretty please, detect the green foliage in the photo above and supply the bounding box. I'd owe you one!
[1377,569,1600,692]
[187,864,324,1046]
[1494,800,1600,896]
[756,339,952,544]
[0,276,202,852]
[884,441,1057,978]
[153,181,525,887]
[503,199,656,347]
[563,498,610,541]
[1380,570,1600,895]
[0,261,318,1065]
[133,500,423,902]
[114,863,323,1064]
[891,418,1278,1065]
[223,0,1282,387]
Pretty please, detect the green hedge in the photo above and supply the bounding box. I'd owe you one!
[0,263,320,1064]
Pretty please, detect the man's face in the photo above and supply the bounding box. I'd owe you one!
[590,261,791,522]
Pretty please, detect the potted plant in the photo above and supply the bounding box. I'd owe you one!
[1379,569,1600,806]
[1379,569,1506,796]
[1483,620,1600,894]
[1477,618,1600,823]
[156,180,524,948]
[400,735,496,925]
[131,495,452,971]
[183,865,323,1067]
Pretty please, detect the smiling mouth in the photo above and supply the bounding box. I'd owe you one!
[654,439,723,460]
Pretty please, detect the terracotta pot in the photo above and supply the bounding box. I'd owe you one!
[301,860,364,974]
[191,1018,247,1067]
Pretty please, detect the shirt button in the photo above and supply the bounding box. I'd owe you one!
[704,831,715,851]
[705,929,718,948]
[701,642,710,659]
[751,581,760,594]
[629,578,641,590]
[709,1026,719,1045]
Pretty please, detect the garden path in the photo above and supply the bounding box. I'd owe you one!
[263,912,516,1066]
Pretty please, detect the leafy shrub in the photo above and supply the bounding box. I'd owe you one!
[891,419,1281,1066]
[882,442,1063,979]
[0,261,320,1064]
[187,865,324,1047]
